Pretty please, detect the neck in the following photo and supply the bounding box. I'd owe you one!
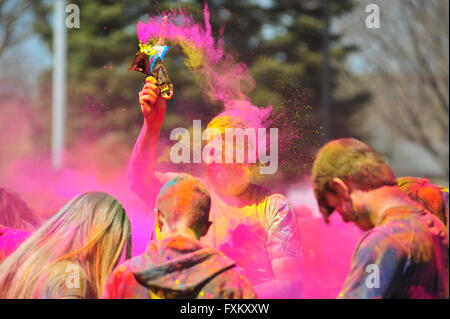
[169,228,199,241]
[359,186,417,227]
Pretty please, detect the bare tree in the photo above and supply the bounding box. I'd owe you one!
[342,0,449,176]
[0,0,33,57]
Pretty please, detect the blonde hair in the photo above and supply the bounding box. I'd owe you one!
[0,192,132,299]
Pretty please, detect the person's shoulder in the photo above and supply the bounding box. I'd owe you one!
[102,255,150,299]
[209,265,257,299]
[264,191,294,222]
[112,253,148,277]
[348,228,408,272]
[382,205,444,236]
[357,222,410,257]
[247,185,297,233]
[250,184,290,208]
[359,227,394,246]
[266,192,290,207]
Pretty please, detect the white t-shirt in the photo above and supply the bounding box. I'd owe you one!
[201,181,302,284]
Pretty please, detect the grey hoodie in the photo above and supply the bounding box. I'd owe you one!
[102,235,257,299]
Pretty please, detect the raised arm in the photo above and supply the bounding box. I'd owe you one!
[128,76,167,206]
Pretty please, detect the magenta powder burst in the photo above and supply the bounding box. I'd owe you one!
[136,4,269,122]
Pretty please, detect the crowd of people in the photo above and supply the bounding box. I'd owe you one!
[0,76,448,299]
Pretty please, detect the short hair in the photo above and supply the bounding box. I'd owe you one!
[156,175,211,234]
[0,187,39,230]
[397,177,447,225]
[312,138,397,221]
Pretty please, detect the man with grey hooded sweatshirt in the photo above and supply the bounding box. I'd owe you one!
[102,175,257,299]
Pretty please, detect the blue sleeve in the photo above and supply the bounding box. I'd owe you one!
[338,230,408,299]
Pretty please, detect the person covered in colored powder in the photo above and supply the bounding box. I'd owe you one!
[127,76,303,298]
[398,177,449,228]
[0,192,132,299]
[102,175,256,299]
[311,138,449,299]
[0,187,39,263]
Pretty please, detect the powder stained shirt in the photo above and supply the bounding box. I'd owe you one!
[102,235,256,299]
[202,183,303,285]
[339,206,449,299]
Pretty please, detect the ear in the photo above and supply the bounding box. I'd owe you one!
[156,210,164,232]
[331,178,350,199]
